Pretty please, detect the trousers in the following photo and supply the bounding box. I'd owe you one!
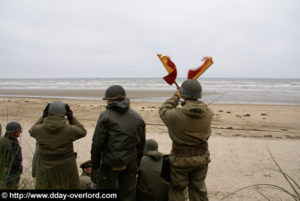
[97,160,137,201]
[169,164,208,201]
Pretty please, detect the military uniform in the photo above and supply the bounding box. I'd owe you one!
[0,132,23,189]
[91,98,145,201]
[31,143,39,178]
[137,149,169,201]
[159,94,213,201]
[79,160,95,189]
[79,172,92,189]
[29,116,86,189]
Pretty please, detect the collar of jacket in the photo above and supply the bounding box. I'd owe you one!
[181,100,209,119]
[145,151,162,161]
[81,172,91,177]
[3,132,19,145]
[106,98,130,113]
[43,115,67,133]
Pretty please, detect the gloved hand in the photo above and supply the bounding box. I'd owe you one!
[65,104,74,123]
[173,89,181,100]
[91,168,98,184]
[43,103,51,118]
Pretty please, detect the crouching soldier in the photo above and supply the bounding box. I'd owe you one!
[159,79,213,201]
[91,85,145,201]
[29,101,87,189]
[0,122,23,189]
[79,160,97,189]
[136,139,169,201]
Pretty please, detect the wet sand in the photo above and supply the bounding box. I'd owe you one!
[0,89,175,99]
[0,93,299,200]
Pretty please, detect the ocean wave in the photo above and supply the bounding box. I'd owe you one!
[1,78,300,104]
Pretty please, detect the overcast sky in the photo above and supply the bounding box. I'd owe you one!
[0,0,299,78]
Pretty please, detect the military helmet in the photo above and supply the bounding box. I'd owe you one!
[48,101,66,116]
[6,121,22,133]
[80,160,92,169]
[144,139,158,152]
[180,79,202,99]
[103,85,126,100]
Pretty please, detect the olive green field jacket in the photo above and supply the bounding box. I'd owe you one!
[29,116,87,189]
[159,95,213,167]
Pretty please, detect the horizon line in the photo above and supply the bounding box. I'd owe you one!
[0,76,300,80]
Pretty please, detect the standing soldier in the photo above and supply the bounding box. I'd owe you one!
[29,101,87,189]
[91,85,145,201]
[0,122,23,189]
[159,79,213,201]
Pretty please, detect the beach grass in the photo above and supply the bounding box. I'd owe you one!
[220,147,300,201]
[0,141,21,189]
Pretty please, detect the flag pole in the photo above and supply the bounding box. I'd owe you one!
[174,81,180,90]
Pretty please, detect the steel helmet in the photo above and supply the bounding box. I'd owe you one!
[180,79,202,99]
[6,121,22,133]
[103,85,126,100]
[48,101,66,116]
[144,139,158,152]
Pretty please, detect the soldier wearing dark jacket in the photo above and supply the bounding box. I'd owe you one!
[159,79,213,201]
[137,139,169,201]
[0,122,23,189]
[91,85,146,201]
[29,101,87,189]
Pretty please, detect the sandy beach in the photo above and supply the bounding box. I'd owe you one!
[0,91,300,200]
[0,89,176,100]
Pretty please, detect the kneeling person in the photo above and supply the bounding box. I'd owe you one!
[79,160,96,189]
[137,139,169,201]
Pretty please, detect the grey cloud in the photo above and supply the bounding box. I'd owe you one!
[0,0,299,78]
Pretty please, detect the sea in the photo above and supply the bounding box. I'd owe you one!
[0,78,300,105]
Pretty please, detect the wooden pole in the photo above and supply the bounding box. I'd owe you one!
[174,81,180,90]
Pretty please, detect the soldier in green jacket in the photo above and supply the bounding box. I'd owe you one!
[136,139,169,201]
[0,122,23,189]
[29,101,87,189]
[159,79,213,201]
[91,85,146,201]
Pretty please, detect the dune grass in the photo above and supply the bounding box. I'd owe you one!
[0,141,20,189]
[220,147,300,201]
